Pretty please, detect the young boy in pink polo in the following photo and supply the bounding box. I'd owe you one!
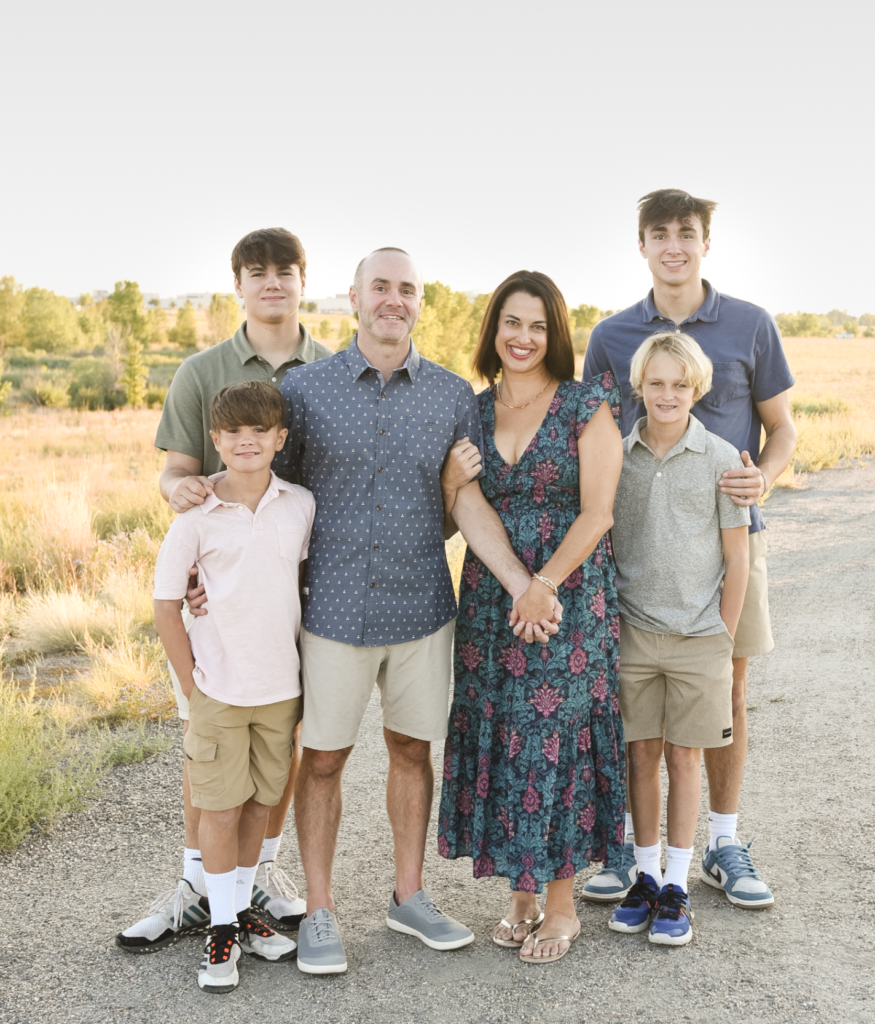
[153,381,315,993]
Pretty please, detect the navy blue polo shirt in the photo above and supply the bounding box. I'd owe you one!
[583,281,795,532]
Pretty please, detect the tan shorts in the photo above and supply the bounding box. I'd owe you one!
[299,621,455,751]
[733,530,774,659]
[619,619,734,749]
[183,686,300,811]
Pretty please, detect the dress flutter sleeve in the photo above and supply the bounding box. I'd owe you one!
[574,371,622,439]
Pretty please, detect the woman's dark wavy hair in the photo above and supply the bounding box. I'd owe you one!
[472,270,575,384]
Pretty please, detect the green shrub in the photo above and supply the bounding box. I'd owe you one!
[791,395,851,417]
[145,385,168,409]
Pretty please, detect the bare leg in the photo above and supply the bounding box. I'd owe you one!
[237,799,272,868]
[520,877,579,960]
[295,746,353,915]
[627,738,664,846]
[663,743,702,849]
[703,657,748,814]
[383,728,432,905]
[199,806,244,874]
[181,719,202,849]
[265,719,303,840]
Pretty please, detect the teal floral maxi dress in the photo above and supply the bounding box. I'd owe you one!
[437,374,626,893]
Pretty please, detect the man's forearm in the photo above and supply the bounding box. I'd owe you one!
[451,482,530,595]
[757,421,798,488]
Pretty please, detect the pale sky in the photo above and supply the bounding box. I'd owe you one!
[2,1,873,317]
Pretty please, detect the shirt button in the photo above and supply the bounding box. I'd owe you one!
[381,392,386,398]
[374,544,379,550]
[380,429,386,435]
[656,472,662,477]
[378,467,384,472]
[271,376,277,382]
[370,582,376,588]
[376,505,382,511]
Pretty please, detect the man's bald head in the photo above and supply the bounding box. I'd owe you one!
[353,248,423,295]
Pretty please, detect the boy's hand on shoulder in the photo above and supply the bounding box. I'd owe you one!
[169,475,215,513]
[719,450,766,506]
[186,566,209,616]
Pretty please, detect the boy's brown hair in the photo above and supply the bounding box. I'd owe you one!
[231,228,306,280]
[472,270,575,384]
[637,189,719,241]
[209,380,285,432]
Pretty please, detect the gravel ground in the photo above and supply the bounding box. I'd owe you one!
[1,462,873,1024]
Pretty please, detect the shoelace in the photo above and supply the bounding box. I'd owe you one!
[310,913,337,944]
[715,840,761,879]
[415,895,444,921]
[148,886,186,929]
[264,863,300,902]
[622,873,659,908]
[238,910,274,938]
[654,886,688,920]
[207,925,238,963]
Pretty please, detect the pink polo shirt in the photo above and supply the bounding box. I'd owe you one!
[154,472,315,707]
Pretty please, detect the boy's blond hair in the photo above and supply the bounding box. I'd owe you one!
[629,331,713,401]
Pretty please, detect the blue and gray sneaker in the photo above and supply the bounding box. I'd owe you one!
[648,884,693,946]
[608,872,661,933]
[582,836,638,902]
[700,836,775,908]
[297,909,348,974]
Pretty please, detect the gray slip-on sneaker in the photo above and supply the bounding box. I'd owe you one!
[296,909,348,975]
[386,889,475,950]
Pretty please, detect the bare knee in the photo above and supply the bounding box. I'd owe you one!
[384,728,431,767]
[628,738,663,776]
[664,742,700,777]
[300,746,352,783]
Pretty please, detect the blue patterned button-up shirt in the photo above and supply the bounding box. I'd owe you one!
[273,337,483,646]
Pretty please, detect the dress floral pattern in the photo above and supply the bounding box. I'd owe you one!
[437,374,626,893]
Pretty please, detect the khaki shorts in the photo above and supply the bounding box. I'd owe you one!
[733,530,774,659]
[299,621,455,751]
[183,686,300,811]
[619,619,734,749]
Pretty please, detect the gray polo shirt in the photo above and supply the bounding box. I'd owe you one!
[155,322,332,476]
[612,414,751,637]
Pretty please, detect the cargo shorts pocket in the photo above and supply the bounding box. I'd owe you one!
[183,730,218,763]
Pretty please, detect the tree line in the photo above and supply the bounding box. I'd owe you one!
[775,309,875,338]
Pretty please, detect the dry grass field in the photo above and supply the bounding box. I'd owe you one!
[0,336,872,850]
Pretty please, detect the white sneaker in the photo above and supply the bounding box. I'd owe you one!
[198,924,241,993]
[251,861,306,929]
[116,879,210,953]
[237,907,297,961]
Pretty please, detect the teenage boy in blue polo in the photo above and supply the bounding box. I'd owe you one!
[582,189,797,908]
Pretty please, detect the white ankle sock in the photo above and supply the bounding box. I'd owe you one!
[204,868,237,926]
[709,812,738,852]
[260,834,282,865]
[663,845,694,892]
[634,842,663,886]
[235,864,258,914]
[183,848,205,896]
[624,812,634,841]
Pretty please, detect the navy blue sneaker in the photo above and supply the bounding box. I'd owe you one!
[607,872,660,933]
[648,884,693,946]
[700,837,774,908]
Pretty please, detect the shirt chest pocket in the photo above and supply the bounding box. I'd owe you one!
[405,416,454,469]
[699,361,745,409]
[670,480,719,526]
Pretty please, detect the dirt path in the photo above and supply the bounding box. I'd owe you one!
[1,463,873,1024]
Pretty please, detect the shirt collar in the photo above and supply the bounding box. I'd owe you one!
[341,334,421,382]
[230,321,319,366]
[199,470,295,515]
[627,413,708,458]
[641,280,720,326]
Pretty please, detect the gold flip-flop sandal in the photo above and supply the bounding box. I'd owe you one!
[519,920,581,964]
[492,912,545,948]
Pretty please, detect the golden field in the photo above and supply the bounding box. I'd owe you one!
[0,336,872,849]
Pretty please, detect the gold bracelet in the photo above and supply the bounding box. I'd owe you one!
[532,573,559,596]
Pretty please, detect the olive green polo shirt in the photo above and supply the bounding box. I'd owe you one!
[155,322,332,476]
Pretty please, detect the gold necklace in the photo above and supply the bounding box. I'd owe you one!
[496,377,554,410]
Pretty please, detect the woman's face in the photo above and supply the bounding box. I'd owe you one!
[494,292,549,375]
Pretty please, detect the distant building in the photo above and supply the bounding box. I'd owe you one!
[311,294,353,314]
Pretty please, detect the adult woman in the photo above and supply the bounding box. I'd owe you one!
[438,271,626,964]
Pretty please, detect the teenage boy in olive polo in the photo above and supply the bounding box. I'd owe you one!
[116,228,331,954]
[581,189,797,910]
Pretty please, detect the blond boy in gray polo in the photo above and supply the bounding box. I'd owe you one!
[608,331,750,947]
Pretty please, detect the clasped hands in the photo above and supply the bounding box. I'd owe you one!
[509,580,563,645]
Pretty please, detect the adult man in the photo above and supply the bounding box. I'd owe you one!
[117,228,332,953]
[581,189,797,908]
[274,247,560,974]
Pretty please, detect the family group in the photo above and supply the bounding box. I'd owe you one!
[114,188,797,993]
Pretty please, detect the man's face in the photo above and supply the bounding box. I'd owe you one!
[209,423,288,474]
[639,216,709,289]
[350,251,423,347]
[235,262,305,324]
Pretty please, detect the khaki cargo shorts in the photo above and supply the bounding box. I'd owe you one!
[183,686,301,811]
[733,530,774,659]
[299,621,455,751]
[619,619,735,749]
